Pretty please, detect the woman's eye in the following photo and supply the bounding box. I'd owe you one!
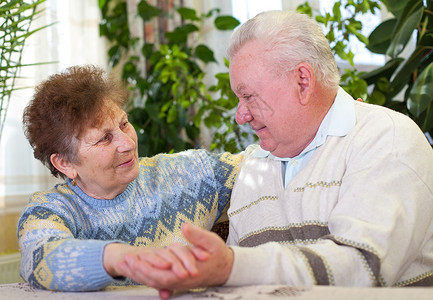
[121,120,129,129]
[98,134,111,143]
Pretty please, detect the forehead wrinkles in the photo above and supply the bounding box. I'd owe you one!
[79,103,125,142]
[230,54,277,96]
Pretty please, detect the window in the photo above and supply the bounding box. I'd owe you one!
[232,0,282,24]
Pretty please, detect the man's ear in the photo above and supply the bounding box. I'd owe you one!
[50,153,76,180]
[295,62,315,105]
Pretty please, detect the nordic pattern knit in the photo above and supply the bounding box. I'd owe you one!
[226,97,433,287]
[18,150,243,291]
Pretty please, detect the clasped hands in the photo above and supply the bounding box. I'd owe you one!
[105,223,234,299]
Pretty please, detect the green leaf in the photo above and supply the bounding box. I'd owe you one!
[185,123,200,141]
[370,89,387,105]
[351,28,369,45]
[195,44,216,63]
[142,43,154,58]
[296,2,313,17]
[167,106,177,123]
[316,15,326,24]
[407,62,433,117]
[367,18,397,54]
[421,104,433,132]
[215,72,230,81]
[360,57,403,85]
[389,44,428,96]
[98,0,107,9]
[332,2,341,22]
[108,45,121,66]
[165,24,199,44]
[383,0,411,18]
[214,16,240,30]
[177,7,200,21]
[204,8,220,18]
[138,1,161,22]
[386,3,423,58]
[161,100,173,113]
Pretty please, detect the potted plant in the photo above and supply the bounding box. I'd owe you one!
[298,0,433,141]
[0,0,48,141]
[99,0,249,156]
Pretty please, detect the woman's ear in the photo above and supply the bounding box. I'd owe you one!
[295,62,315,105]
[50,153,76,180]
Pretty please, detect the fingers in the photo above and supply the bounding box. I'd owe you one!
[182,223,223,253]
[118,245,200,283]
[156,244,196,278]
[158,289,172,300]
[137,251,172,269]
[118,255,157,284]
[120,254,180,287]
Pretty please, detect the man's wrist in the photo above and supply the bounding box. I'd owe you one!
[219,246,234,285]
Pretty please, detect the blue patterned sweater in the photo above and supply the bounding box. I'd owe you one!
[17,150,243,291]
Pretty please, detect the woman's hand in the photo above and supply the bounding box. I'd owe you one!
[103,243,169,278]
[116,223,234,297]
[103,242,206,280]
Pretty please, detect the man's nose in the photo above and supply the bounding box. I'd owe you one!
[235,101,253,125]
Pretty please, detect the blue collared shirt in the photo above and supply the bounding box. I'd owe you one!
[253,87,356,188]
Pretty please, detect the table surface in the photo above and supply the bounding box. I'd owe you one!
[1,283,433,300]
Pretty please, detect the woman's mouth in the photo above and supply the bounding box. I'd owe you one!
[118,157,134,167]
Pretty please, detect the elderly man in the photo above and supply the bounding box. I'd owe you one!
[118,10,433,296]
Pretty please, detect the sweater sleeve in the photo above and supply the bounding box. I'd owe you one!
[17,197,116,291]
[203,151,244,221]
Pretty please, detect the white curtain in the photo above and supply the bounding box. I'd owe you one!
[0,0,107,213]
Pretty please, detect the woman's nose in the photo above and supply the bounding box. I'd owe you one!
[116,130,136,152]
[235,101,253,125]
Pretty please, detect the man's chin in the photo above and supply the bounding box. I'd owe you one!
[259,141,273,152]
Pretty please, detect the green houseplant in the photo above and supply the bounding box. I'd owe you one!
[298,0,433,140]
[99,0,250,156]
[0,0,48,141]
[362,0,433,138]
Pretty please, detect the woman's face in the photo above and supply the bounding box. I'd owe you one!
[70,101,139,199]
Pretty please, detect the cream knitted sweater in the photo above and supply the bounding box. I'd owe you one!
[226,100,433,287]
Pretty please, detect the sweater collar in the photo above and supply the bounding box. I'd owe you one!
[67,178,136,208]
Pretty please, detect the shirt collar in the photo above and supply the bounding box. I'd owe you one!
[253,87,356,160]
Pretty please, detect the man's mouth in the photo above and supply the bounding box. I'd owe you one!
[251,124,266,133]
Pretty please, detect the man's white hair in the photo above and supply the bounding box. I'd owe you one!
[227,10,340,90]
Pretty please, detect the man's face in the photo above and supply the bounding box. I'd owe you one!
[229,40,308,158]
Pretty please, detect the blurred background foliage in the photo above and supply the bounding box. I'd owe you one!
[99,0,252,156]
[299,0,433,140]
[99,0,433,157]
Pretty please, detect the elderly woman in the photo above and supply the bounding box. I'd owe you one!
[18,65,242,292]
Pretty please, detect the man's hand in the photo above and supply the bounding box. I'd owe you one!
[181,223,234,286]
[116,223,234,296]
